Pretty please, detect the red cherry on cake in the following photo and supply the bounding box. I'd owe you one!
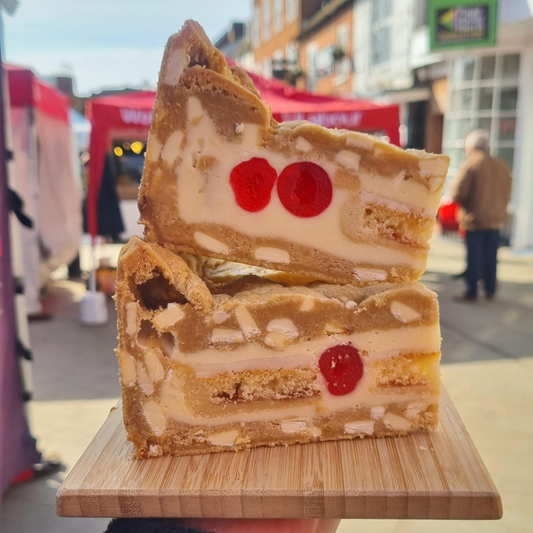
[277,162,332,218]
[319,343,363,396]
[230,158,277,212]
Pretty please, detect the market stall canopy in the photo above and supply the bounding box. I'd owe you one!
[6,64,70,123]
[6,64,82,299]
[86,73,400,237]
[248,72,400,143]
[86,91,156,237]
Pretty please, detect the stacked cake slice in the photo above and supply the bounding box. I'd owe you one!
[115,20,449,458]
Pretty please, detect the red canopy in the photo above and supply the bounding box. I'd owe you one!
[87,74,400,237]
[6,65,70,123]
[86,91,156,237]
[249,72,400,143]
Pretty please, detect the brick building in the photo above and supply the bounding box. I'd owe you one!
[251,0,322,84]
[298,0,354,95]
[214,22,254,72]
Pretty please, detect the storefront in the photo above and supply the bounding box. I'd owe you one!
[436,5,533,248]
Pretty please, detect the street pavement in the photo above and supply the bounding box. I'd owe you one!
[1,235,532,532]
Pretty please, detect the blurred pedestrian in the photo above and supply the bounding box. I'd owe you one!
[449,130,512,302]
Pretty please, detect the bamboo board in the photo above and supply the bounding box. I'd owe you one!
[56,388,501,520]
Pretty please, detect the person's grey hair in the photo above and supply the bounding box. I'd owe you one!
[465,129,490,152]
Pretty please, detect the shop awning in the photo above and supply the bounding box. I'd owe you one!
[248,72,400,142]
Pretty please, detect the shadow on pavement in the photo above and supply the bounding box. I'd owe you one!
[29,281,121,402]
[2,470,109,532]
[422,270,533,364]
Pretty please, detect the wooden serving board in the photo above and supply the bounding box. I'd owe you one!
[56,388,501,520]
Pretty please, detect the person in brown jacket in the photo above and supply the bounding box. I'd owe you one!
[449,130,512,301]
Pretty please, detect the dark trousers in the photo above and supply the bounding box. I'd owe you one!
[465,229,500,298]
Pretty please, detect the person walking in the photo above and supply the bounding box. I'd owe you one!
[449,130,512,302]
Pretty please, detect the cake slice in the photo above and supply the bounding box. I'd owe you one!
[138,20,449,286]
[116,237,441,458]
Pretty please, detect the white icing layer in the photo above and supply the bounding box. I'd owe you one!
[157,364,438,427]
[138,322,441,427]
[177,324,441,377]
[418,158,449,178]
[358,171,440,216]
[174,111,430,271]
[429,176,445,192]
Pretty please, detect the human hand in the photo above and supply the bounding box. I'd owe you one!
[179,518,341,533]
[105,517,341,533]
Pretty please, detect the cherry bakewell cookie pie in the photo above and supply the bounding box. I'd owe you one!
[115,21,448,458]
[138,21,449,286]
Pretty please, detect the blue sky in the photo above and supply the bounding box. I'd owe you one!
[3,0,251,95]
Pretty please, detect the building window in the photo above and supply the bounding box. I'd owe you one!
[444,53,521,174]
[274,0,284,33]
[414,0,427,29]
[263,57,273,78]
[286,0,297,23]
[371,0,392,65]
[334,24,350,80]
[306,43,318,90]
[253,6,261,47]
[263,0,271,41]
[272,49,284,78]
[286,42,298,65]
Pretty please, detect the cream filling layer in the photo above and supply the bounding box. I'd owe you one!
[174,111,434,270]
[171,324,441,377]
[156,362,439,428]
[357,172,442,216]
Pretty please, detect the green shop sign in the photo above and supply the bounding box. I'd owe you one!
[429,0,498,51]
